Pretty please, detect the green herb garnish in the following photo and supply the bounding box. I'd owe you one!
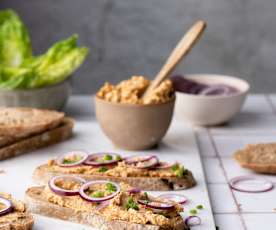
[90,191,104,198]
[106,183,117,192]
[103,154,113,161]
[171,164,187,178]
[98,167,108,173]
[115,155,122,161]
[63,155,82,164]
[125,197,139,210]
[189,209,197,215]
[144,192,149,200]
[196,204,204,210]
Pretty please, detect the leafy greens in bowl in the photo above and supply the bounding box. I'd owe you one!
[0,9,88,89]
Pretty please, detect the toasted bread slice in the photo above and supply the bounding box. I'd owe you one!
[0,108,64,138]
[0,214,34,230]
[25,186,187,230]
[234,143,276,174]
[0,118,74,160]
[0,193,34,230]
[33,164,196,191]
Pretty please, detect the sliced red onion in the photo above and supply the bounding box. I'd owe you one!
[128,188,142,194]
[229,176,274,193]
[56,151,89,167]
[84,153,121,166]
[152,161,175,169]
[135,156,159,169]
[124,155,156,165]
[79,180,120,203]
[157,193,188,204]
[138,199,174,210]
[49,175,86,196]
[185,216,201,226]
[0,197,13,217]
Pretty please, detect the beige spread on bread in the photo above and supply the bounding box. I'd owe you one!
[97,76,174,104]
[0,192,28,223]
[42,182,183,228]
[48,160,188,178]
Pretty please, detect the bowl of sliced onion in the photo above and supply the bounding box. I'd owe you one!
[172,74,249,126]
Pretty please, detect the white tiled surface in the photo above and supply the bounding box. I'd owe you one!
[1,95,276,230]
[197,94,276,230]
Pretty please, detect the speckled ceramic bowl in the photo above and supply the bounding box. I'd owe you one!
[0,80,71,110]
[95,96,175,150]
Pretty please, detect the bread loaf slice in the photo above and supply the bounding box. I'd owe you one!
[25,186,187,230]
[234,143,276,174]
[0,118,74,160]
[0,107,64,138]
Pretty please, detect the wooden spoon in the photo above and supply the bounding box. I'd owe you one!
[142,20,206,99]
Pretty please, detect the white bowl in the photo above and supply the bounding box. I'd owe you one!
[0,80,71,110]
[175,74,250,126]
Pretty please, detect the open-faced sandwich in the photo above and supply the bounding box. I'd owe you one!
[0,108,74,160]
[33,151,196,191]
[25,176,188,229]
[234,143,276,174]
[0,192,34,230]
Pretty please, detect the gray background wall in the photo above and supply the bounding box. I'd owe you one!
[0,0,275,94]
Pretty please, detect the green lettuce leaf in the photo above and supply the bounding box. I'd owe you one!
[0,9,32,67]
[25,35,88,88]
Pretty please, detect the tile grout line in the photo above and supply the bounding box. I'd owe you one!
[207,128,248,230]
[265,94,276,115]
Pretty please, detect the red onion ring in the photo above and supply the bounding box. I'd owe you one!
[79,180,120,203]
[56,151,89,167]
[0,197,13,217]
[124,155,156,165]
[84,153,121,166]
[185,216,201,226]
[49,175,86,196]
[229,176,274,193]
[152,161,175,169]
[157,193,188,204]
[138,199,174,210]
[128,188,142,194]
[134,156,159,169]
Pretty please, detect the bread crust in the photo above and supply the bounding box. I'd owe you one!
[235,149,276,174]
[33,164,196,191]
[25,187,188,230]
[0,215,34,230]
[0,118,74,160]
[0,108,64,138]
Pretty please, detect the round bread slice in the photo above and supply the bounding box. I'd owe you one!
[234,143,276,174]
[25,187,187,230]
[0,108,64,138]
[33,164,196,191]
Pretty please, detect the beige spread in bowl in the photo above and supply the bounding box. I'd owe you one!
[97,76,174,105]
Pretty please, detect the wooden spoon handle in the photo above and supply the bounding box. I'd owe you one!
[142,20,206,99]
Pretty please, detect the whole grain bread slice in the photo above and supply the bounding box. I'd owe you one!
[0,118,74,160]
[32,164,196,191]
[0,107,64,138]
[0,213,34,230]
[234,143,276,174]
[25,187,187,230]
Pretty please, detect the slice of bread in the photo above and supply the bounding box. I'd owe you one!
[234,143,276,174]
[33,164,196,191]
[0,214,34,230]
[0,108,64,138]
[25,186,187,230]
[0,118,74,160]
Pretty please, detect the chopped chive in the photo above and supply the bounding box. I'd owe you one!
[196,204,204,210]
[189,209,197,215]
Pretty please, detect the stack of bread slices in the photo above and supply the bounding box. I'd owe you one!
[0,107,74,160]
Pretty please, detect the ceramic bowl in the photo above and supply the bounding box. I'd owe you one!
[0,80,71,110]
[95,96,175,150]
[175,74,249,126]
